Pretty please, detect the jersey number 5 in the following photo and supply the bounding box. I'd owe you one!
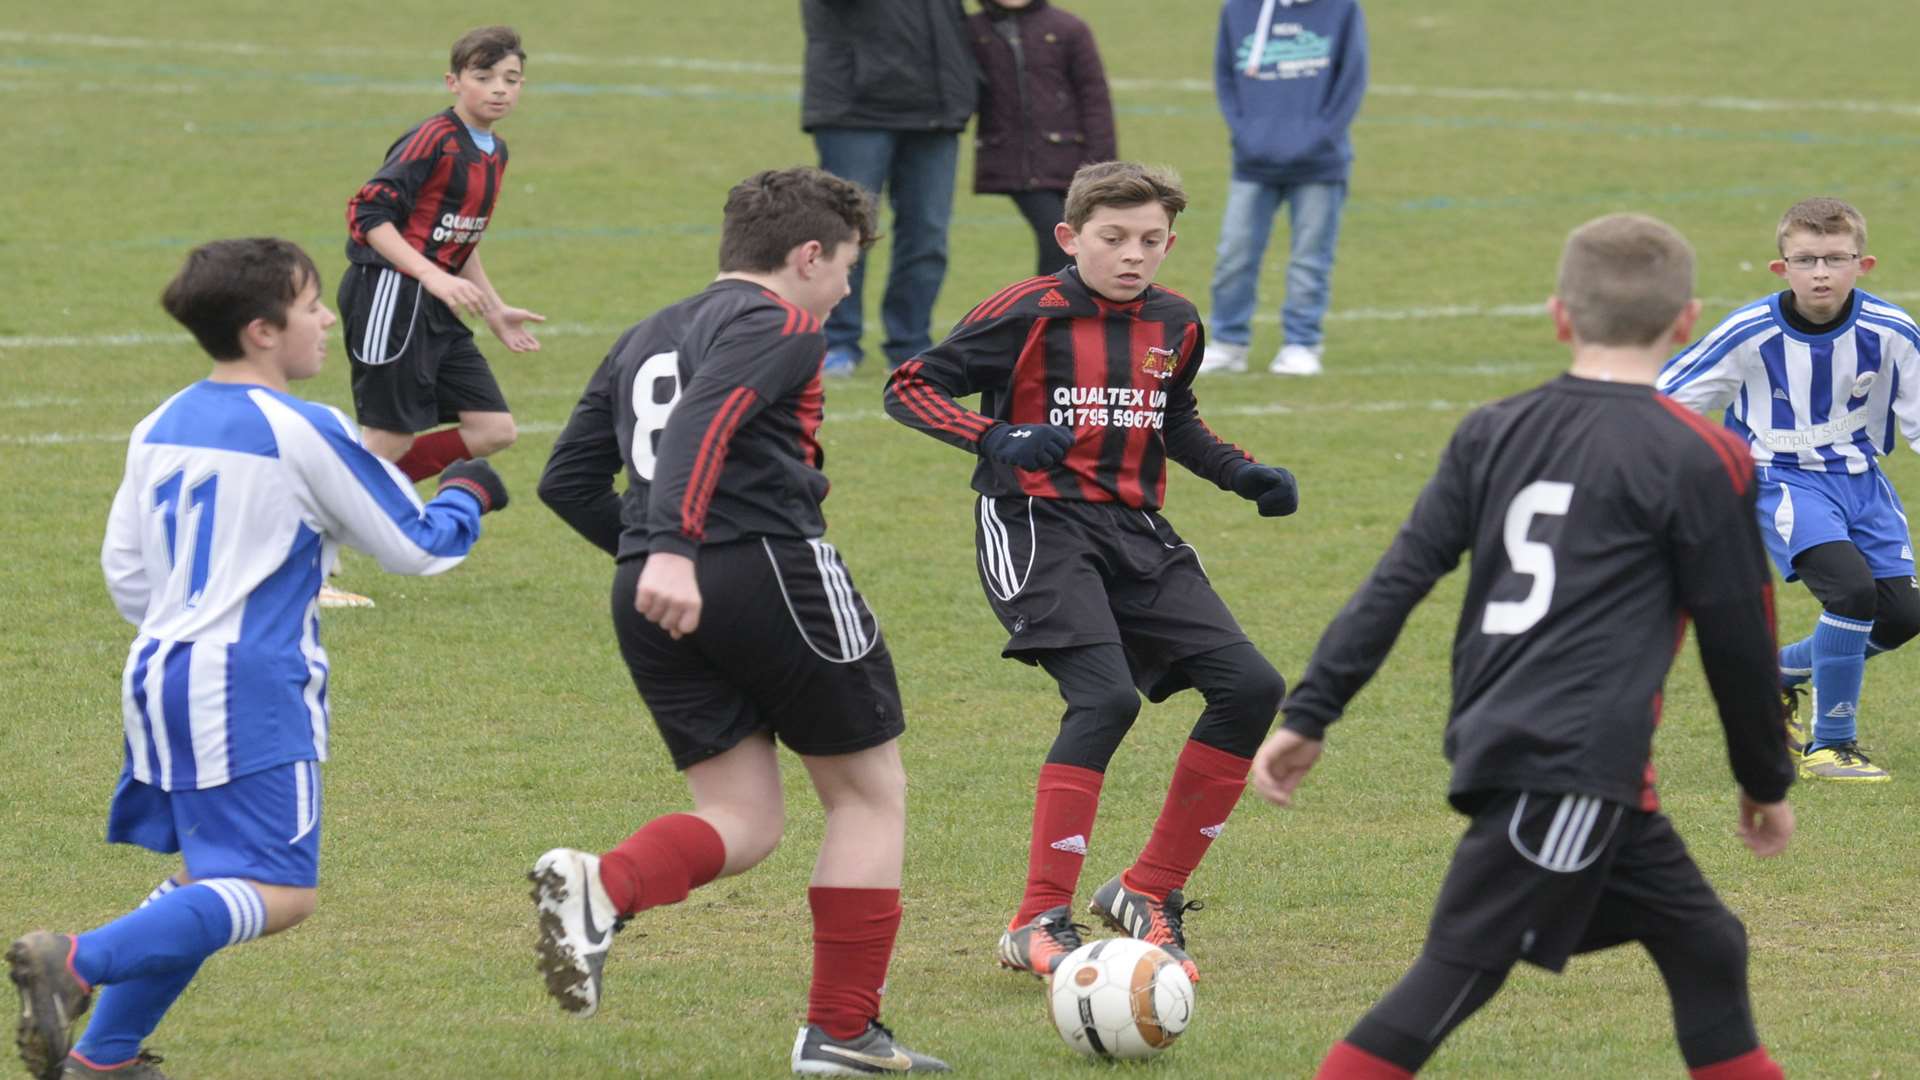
[153,469,219,609]
[1482,480,1574,636]
[630,351,683,482]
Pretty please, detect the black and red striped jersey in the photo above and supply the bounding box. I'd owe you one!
[1281,376,1795,812]
[538,279,830,562]
[884,268,1253,509]
[344,108,506,274]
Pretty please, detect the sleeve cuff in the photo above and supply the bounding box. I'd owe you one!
[647,533,699,560]
[1281,711,1332,741]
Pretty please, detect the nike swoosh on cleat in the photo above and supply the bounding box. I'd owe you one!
[577,859,609,947]
[817,1044,915,1071]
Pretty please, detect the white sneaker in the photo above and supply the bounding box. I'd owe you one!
[1269,344,1324,376]
[317,584,375,609]
[1198,341,1249,374]
[529,848,621,1018]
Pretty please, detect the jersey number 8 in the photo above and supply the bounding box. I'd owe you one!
[630,351,683,482]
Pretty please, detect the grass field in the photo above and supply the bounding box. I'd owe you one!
[5,2,1920,1076]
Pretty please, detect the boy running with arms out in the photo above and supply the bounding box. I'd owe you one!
[884,161,1301,983]
[1658,197,1920,782]
[8,239,507,1080]
[530,167,947,1074]
[1254,214,1794,1079]
[330,25,543,606]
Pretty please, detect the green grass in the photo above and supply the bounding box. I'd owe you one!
[4,2,1919,1076]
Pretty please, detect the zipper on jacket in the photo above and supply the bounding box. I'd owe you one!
[994,15,1034,187]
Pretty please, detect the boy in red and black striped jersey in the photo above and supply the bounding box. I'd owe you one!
[529,167,948,1074]
[339,27,543,486]
[884,161,1302,983]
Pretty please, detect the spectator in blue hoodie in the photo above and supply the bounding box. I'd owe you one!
[1197,0,1367,377]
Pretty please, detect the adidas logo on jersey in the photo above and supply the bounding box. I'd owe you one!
[1038,289,1070,309]
[1049,834,1088,855]
[1199,822,1226,839]
[1826,701,1857,719]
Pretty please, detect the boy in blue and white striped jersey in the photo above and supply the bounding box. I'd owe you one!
[7,238,507,1080]
[1658,198,1920,783]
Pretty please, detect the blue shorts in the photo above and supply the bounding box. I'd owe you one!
[1756,465,1915,583]
[106,760,322,887]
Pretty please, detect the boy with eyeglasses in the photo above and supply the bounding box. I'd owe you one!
[1659,197,1920,782]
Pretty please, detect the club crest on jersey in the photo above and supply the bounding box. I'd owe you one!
[1850,370,1878,398]
[1142,346,1180,380]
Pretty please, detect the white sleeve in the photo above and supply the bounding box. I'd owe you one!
[1657,334,1749,414]
[262,397,484,576]
[100,470,150,625]
[1892,340,1920,454]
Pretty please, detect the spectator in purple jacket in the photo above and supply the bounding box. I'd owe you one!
[967,0,1117,278]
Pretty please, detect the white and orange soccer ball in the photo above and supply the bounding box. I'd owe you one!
[1047,938,1195,1060]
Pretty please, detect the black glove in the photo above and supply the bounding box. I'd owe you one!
[980,423,1075,470]
[1231,462,1298,517]
[439,458,510,514]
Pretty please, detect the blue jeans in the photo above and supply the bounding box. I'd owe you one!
[814,128,960,368]
[1206,178,1347,348]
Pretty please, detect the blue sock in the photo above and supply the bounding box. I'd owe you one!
[1779,634,1813,688]
[69,878,218,1068]
[1809,613,1872,749]
[70,879,264,987]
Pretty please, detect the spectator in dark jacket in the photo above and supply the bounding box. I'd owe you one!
[966,0,1116,277]
[802,0,980,376]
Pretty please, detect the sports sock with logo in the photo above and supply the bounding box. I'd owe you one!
[806,886,901,1042]
[1688,1047,1785,1080]
[1123,740,1251,897]
[599,812,726,916]
[70,878,265,987]
[394,428,473,483]
[1313,1040,1415,1079]
[1808,612,1871,748]
[1013,763,1103,926]
[71,878,203,1068]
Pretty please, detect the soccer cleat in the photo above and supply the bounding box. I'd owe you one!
[8,932,93,1080]
[1088,875,1202,984]
[1268,344,1324,376]
[791,1020,950,1074]
[822,347,860,378]
[1782,687,1808,758]
[1197,341,1249,375]
[317,584,375,609]
[1798,741,1891,782]
[995,906,1086,980]
[63,1050,168,1078]
[528,848,624,1018]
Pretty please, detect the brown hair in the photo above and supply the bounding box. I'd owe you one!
[1776,197,1866,255]
[717,167,877,273]
[161,238,320,360]
[451,26,525,74]
[1063,162,1187,231]
[1555,214,1695,347]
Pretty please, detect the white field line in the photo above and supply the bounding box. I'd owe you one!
[11,292,1919,354]
[0,398,1475,448]
[7,30,1920,118]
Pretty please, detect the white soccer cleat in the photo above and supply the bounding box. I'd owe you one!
[1268,344,1324,376]
[1197,341,1249,374]
[317,584,375,609]
[528,848,620,1018]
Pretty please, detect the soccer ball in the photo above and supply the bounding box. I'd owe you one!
[1048,938,1195,1060]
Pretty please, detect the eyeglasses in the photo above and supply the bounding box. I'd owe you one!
[1784,253,1859,270]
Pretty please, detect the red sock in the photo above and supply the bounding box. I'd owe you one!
[1315,1040,1415,1079]
[394,428,473,482]
[1690,1047,1784,1080]
[598,813,726,916]
[807,887,901,1041]
[1013,763,1104,926]
[1123,740,1251,897]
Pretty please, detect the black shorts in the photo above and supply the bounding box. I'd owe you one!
[339,262,510,433]
[973,495,1249,701]
[1425,790,1731,973]
[610,537,906,770]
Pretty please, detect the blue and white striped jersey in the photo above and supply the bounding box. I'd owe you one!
[1657,290,1920,475]
[101,380,486,791]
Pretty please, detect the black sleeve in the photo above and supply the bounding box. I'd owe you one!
[645,308,817,557]
[1163,322,1257,488]
[538,350,626,556]
[1282,421,1477,738]
[1672,447,1796,803]
[883,311,1026,451]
